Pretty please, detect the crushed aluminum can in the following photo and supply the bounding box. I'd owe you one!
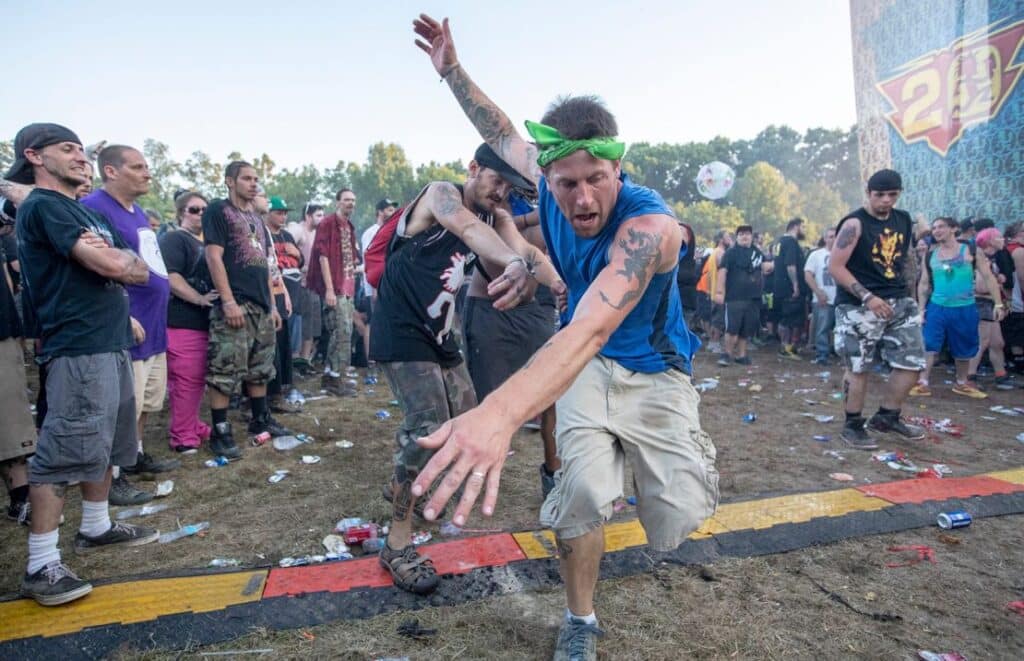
[300,455,321,464]
[918,651,967,661]
[873,451,900,463]
[411,531,432,545]
[932,463,952,476]
[937,511,971,529]
[375,410,391,420]
[268,470,290,484]
[742,412,757,423]
[812,435,831,442]
[342,523,379,545]
[251,431,271,447]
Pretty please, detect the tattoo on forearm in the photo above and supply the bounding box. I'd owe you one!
[434,183,462,219]
[850,282,871,301]
[599,229,662,310]
[523,340,554,370]
[835,225,857,250]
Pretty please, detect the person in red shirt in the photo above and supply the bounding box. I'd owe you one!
[307,188,360,396]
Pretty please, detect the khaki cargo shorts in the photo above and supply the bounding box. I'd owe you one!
[540,355,719,551]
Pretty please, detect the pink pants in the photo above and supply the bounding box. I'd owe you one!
[166,327,211,449]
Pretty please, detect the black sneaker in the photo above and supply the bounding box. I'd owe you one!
[840,423,878,450]
[553,616,605,661]
[210,422,242,459]
[540,464,557,499]
[122,451,180,475]
[717,353,731,367]
[734,356,752,366]
[21,561,93,606]
[109,474,154,506]
[74,521,160,555]
[6,500,30,526]
[866,412,926,440]
[994,375,1016,390]
[248,413,292,438]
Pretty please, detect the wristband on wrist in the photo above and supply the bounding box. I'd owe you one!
[440,62,461,81]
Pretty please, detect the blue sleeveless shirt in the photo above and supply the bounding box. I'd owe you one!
[539,173,700,374]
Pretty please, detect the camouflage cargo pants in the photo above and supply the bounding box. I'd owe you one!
[834,297,926,374]
[322,296,354,374]
[206,301,277,395]
[381,361,478,480]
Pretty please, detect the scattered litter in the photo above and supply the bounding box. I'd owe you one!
[904,415,964,436]
[873,451,919,473]
[268,470,290,484]
[627,496,637,505]
[375,410,392,420]
[748,384,762,393]
[365,375,378,385]
[159,521,210,544]
[980,415,997,421]
[793,388,817,395]
[250,431,271,447]
[1008,601,1024,616]
[885,544,935,567]
[830,392,843,400]
[365,388,376,395]
[397,618,437,640]
[411,531,432,545]
[864,591,876,601]
[813,435,831,442]
[273,434,313,451]
[329,428,335,433]
[937,510,971,529]
[742,412,757,423]
[279,552,352,567]
[209,558,242,567]
[199,650,273,657]
[804,399,820,406]
[989,405,1023,416]
[816,371,831,380]
[154,480,174,497]
[389,399,400,406]
[335,440,354,449]
[335,517,363,531]
[613,500,628,513]
[738,378,752,388]
[204,456,229,468]
[313,416,321,426]
[116,503,169,520]
[300,631,316,641]
[362,537,386,552]
[823,450,846,461]
[341,522,379,545]
[440,521,462,536]
[322,534,350,555]
[918,651,966,661]
[300,455,321,464]
[829,472,854,481]
[694,378,719,392]
[304,395,328,402]
[1017,432,1024,443]
[801,413,835,423]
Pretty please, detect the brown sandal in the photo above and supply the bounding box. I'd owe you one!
[379,543,440,595]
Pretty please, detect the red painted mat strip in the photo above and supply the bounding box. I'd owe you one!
[856,475,1024,504]
[263,532,526,598]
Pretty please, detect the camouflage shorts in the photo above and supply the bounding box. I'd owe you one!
[381,361,477,479]
[834,297,926,374]
[206,301,277,395]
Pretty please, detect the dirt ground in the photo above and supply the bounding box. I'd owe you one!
[3,343,1024,659]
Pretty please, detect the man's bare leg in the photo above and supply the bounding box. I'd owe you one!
[723,333,737,358]
[558,527,604,617]
[387,466,415,549]
[541,406,559,473]
[734,337,748,359]
[882,367,919,409]
[844,371,867,413]
[29,483,66,535]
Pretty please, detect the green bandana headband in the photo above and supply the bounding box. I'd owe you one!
[524,120,626,168]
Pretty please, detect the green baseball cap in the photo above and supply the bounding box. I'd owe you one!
[269,196,289,211]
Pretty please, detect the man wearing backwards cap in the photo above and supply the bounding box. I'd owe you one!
[411,16,717,660]
[368,136,563,595]
[8,123,158,606]
[829,168,926,451]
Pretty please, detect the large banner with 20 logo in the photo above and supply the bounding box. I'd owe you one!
[850,0,1024,224]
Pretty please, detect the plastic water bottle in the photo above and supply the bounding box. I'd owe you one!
[204,456,229,468]
[362,537,386,553]
[159,521,210,543]
[115,503,169,520]
[209,558,242,567]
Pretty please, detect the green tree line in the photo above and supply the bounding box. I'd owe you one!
[0,124,860,241]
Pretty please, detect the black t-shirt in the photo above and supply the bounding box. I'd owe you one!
[16,188,132,359]
[160,230,210,331]
[2,234,19,290]
[0,234,22,340]
[202,199,271,312]
[720,245,766,301]
[835,207,914,305]
[773,235,805,297]
[676,223,698,310]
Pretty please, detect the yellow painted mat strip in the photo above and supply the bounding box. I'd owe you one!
[0,570,267,642]
[513,488,891,559]
[986,468,1024,485]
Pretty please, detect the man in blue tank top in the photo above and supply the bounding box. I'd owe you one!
[411,15,719,660]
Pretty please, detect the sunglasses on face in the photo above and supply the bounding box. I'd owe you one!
[187,206,207,215]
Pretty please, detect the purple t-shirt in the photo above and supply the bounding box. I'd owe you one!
[81,190,170,360]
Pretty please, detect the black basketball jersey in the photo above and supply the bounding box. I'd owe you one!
[369,184,492,367]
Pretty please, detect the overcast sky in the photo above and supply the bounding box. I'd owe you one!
[2,0,856,170]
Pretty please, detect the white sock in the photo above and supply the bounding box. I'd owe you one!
[79,500,112,538]
[566,609,598,625]
[27,530,60,575]
[137,439,144,453]
[112,465,120,479]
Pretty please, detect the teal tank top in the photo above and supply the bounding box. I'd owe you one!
[929,244,974,307]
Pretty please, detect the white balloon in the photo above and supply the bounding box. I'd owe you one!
[695,161,736,200]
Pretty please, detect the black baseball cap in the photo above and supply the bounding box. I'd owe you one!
[473,143,534,192]
[867,168,902,192]
[5,123,83,184]
[376,198,398,212]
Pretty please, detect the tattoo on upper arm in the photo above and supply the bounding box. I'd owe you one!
[835,225,858,250]
[433,184,462,219]
[598,228,662,310]
[447,68,511,153]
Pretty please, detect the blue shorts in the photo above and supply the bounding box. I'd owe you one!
[923,302,979,359]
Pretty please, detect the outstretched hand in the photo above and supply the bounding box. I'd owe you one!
[487,258,529,310]
[413,14,459,77]
[412,405,516,526]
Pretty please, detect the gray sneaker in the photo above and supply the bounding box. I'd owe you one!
[840,423,878,450]
[108,474,153,506]
[553,616,605,661]
[74,521,160,555]
[866,413,926,440]
[21,561,93,606]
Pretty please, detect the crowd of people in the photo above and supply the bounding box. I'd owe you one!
[1,14,1022,661]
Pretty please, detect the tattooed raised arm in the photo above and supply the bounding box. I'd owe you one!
[599,227,663,310]
[0,180,33,206]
